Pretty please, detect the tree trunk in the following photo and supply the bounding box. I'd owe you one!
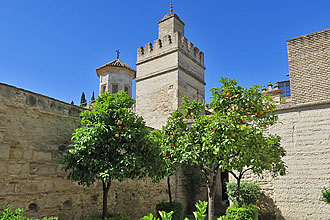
[207,170,218,220]
[236,176,242,207]
[167,176,172,203]
[102,180,111,220]
[207,185,214,220]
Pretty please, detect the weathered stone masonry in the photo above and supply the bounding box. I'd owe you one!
[270,101,330,220]
[287,28,330,104]
[0,83,187,220]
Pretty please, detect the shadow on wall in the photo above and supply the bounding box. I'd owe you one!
[258,193,285,220]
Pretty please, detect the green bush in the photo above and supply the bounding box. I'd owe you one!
[218,205,258,220]
[87,212,130,220]
[156,202,184,220]
[321,186,330,203]
[0,206,57,220]
[226,182,261,205]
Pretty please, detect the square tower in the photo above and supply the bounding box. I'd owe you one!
[136,12,206,129]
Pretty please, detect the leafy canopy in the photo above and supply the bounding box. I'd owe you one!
[163,77,286,179]
[63,91,159,185]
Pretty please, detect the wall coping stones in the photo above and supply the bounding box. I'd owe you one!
[276,99,330,112]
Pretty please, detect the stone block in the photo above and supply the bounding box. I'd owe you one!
[0,160,7,173]
[0,145,10,159]
[7,163,21,174]
[33,151,51,161]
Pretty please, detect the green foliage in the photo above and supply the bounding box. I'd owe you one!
[91,91,95,102]
[162,77,286,215]
[156,202,184,220]
[0,206,57,220]
[87,212,130,220]
[80,92,87,106]
[140,213,158,220]
[182,165,206,211]
[321,185,330,203]
[226,182,261,205]
[218,205,258,220]
[143,201,207,220]
[192,201,207,220]
[62,91,161,218]
[63,91,158,186]
[159,211,173,220]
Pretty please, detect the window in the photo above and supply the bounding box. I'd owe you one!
[277,80,291,97]
[112,85,118,94]
[101,85,106,94]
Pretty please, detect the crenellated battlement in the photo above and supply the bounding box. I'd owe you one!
[137,32,204,68]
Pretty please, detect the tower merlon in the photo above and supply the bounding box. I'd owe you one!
[137,32,205,68]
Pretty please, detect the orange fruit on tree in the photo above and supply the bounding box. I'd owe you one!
[171,143,175,146]
[124,126,128,130]
[263,125,267,128]
[170,132,173,135]
[231,133,235,137]
[259,111,264,115]
[118,120,122,125]
[191,113,194,116]
[215,109,219,113]
[225,92,231,98]
[253,113,258,116]
[115,133,119,137]
[235,116,239,119]
[242,119,247,123]
[212,127,216,132]
[270,107,274,111]
[119,126,122,130]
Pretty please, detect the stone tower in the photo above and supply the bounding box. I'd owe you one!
[136,9,206,129]
[96,59,136,96]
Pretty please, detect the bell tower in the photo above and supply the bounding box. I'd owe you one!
[135,5,206,129]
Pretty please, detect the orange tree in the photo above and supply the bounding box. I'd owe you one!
[163,78,286,219]
[62,91,161,219]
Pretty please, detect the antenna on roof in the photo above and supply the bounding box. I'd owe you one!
[116,49,120,59]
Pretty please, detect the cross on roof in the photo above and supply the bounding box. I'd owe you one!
[116,49,120,59]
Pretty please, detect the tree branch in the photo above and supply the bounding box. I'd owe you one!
[229,171,239,180]
[240,167,253,179]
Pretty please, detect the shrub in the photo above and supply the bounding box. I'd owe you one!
[156,202,184,220]
[87,212,130,220]
[218,205,258,220]
[0,206,58,220]
[321,186,330,203]
[142,201,207,220]
[226,182,261,205]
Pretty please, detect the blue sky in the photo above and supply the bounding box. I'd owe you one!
[1,0,329,104]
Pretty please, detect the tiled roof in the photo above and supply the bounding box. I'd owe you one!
[96,59,136,73]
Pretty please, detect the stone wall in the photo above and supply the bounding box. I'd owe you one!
[287,28,330,104]
[240,101,330,220]
[270,101,330,220]
[0,83,187,220]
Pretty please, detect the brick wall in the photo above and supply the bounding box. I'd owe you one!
[287,28,330,104]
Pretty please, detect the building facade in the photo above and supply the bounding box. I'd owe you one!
[0,7,330,220]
